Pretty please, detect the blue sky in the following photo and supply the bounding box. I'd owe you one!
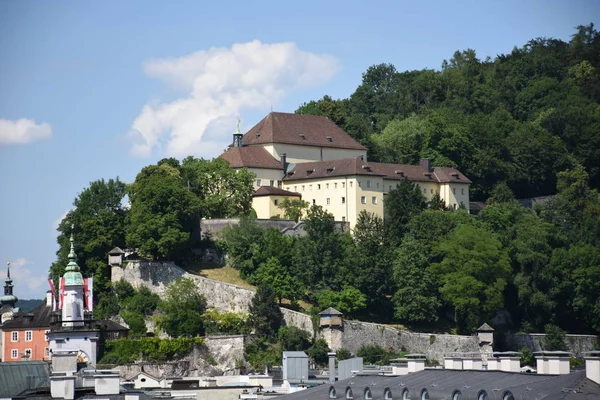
[0,0,598,299]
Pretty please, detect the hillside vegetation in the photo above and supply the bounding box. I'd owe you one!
[48,25,600,337]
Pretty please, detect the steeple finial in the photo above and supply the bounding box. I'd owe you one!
[66,225,79,272]
[6,259,10,280]
[235,116,242,135]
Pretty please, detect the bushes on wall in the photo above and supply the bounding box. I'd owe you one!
[101,337,205,363]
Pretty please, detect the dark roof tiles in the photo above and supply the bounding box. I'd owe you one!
[253,186,301,198]
[1,304,52,329]
[243,112,366,150]
[220,146,283,170]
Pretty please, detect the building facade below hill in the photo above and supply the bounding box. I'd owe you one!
[219,112,471,227]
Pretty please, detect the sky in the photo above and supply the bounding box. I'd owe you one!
[0,0,598,299]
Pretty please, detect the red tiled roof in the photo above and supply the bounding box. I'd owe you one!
[242,112,367,150]
[219,146,283,170]
[253,186,301,198]
[283,157,472,184]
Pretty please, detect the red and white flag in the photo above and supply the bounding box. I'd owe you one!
[58,277,65,310]
[47,279,57,312]
[83,277,94,312]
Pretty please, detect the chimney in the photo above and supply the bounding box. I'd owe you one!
[495,352,521,373]
[444,356,463,370]
[46,290,53,307]
[281,153,287,172]
[535,351,571,375]
[328,352,336,384]
[406,354,426,373]
[420,158,432,172]
[585,351,600,385]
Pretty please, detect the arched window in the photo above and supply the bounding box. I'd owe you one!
[478,390,489,400]
[402,389,411,400]
[452,390,462,400]
[384,388,393,400]
[329,386,337,399]
[421,389,430,400]
[364,387,372,400]
[503,392,515,400]
[345,386,353,399]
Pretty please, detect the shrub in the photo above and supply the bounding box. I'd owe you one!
[203,311,249,335]
[278,326,311,351]
[104,337,205,363]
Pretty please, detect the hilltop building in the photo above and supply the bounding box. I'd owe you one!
[219,112,471,227]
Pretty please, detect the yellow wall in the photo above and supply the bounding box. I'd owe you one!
[263,144,367,164]
[252,195,300,219]
[241,167,285,189]
[440,182,470,211]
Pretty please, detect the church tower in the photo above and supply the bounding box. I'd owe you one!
[48,228,100,366]
[0,261,19,310]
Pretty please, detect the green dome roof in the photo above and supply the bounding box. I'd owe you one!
[64,231,84,286]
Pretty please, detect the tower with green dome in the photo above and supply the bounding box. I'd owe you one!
[61,229,85,328]
[0,260,19,310]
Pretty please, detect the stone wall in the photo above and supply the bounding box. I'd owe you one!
[506,333,598,358]
[112,260,314,334]
[324,320,483,363]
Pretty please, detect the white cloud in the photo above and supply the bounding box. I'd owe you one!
[129,41,340,157]
[0,118,52,144]
[52,209,71,231]
[8,258,46,296]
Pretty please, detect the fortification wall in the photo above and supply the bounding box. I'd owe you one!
[506,333,598,358]
[324,320,482,363]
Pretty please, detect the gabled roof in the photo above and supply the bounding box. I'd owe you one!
[253,186,301,198]
[108,247,125,255]
[477,322,494,332]
[1,304,52,329]
[220,145,283,170]
[319,307,343,315]
[0,361,49,398]
[243,112,366,150]
[283,157,472,184]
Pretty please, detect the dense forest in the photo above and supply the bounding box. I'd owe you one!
[296,24,600,201]
[48,25,600,340]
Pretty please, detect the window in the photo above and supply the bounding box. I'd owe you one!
[25,331,32,341]
[453,203,457,210]
[274,199,279,206]
[278,181,282,188]
[364,387,372,400]
[318,184,321,190]
[372,196,377,205]
[270,180,274,187]
[361,196,366,204]
[309,184,312,191]
[45,330,50,342]
[384,388,392,400]
[312,199,316,205]
[421,389,430,400]
[11,349,18,359]
[342,216,346,222]
[461,188,465,195]
[367,180,371,188]
[256,179,261,186]
[376,182,380,189]
[452,188,456,194]
[345,387,353,399]
[294,186,297,191]
[389,185,392,191]
[302,185,305,191]
[431,189,434,194]
[478,391,488,400]
[24,349,32,359]
[402,389,411,400]
[423,188,427,194]
[342,182,345,188]
[341,197,345,204]
[502,392,514,400]
[329,386,337,399]
[334,183,338,189]
[326,183,330,189]
[45,348,50,357]
[350,181,353,188]
[11,331,18,342]
[358,181,362,187]
[326,198,330,205]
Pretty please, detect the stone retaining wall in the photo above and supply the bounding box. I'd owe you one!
[506,333,598,358]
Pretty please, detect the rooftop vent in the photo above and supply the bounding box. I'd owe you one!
[451,173,460,179]
[299,133,306,139]
[395,170,404,177]
[326,136,333,142]
[255,132,261,138]
[327,167,335,174]
[362,165,372,172]
[423,172,433,178]
[307,169,315,176]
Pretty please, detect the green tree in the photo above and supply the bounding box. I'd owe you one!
[278,198,310,222]
[316,286,367,317]
[307,338,331,367]
[124,286,160,316]
[254,257,302,304]
[278,326,311,351]
[542,324,567,351]
[180,157,254,218]
[113,279,135,302]
[487,182,516,204]
[219,218,266,278]
[248,284,283,340]
[384,179,428,245]
[158,278,207,337]
[127,163,201,261]
[49,178,127,292]
[122,312,147,338]
[430,225,511,332]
